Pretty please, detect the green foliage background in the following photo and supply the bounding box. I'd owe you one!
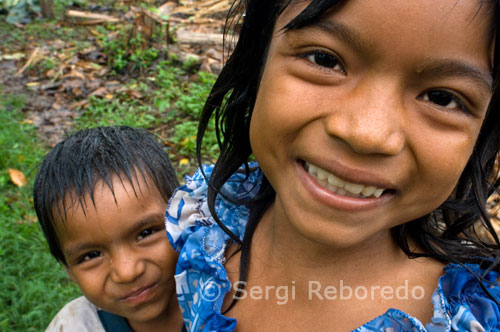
[0,93,81,331]
[0,7,220,330]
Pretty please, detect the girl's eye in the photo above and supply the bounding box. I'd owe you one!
[78,251,102,264]
[302,51,345,73]
[137,228,159,241]
[421,90,469,114]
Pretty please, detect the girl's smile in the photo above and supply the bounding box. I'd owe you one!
[298,160,395,212]
[304,161,388,199]
[249,0,493,249]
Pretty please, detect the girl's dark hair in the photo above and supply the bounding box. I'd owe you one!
[197,0,500,302]
[34,126,179,265]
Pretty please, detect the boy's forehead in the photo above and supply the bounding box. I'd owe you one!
[53,174,165,232]
[54,176,168,259]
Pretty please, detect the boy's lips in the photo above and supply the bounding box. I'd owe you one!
[119,282,158,305]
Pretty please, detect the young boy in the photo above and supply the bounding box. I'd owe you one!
[33,126,183,332]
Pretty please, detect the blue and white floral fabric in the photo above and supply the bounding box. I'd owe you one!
[165,164,500,332]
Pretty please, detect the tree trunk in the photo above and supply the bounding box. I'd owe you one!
[40,0,56,19]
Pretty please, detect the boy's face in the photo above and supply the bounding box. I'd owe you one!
[55,175,177,327]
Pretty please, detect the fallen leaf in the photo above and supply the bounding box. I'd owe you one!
[0,52,25,60]
[179,158,189,166]
[8,169,27,187]
[90,86,109,98]
[21,214,38,224]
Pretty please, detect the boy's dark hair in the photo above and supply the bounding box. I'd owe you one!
[196,0,500,300]
[34,126,179,265]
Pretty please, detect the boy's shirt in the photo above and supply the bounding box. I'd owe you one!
[45,296,133,332]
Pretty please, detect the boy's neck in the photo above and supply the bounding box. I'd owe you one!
[127,295,183,332]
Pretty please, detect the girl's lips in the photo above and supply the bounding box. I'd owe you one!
[119,283,158,306]
[296,161,394,211]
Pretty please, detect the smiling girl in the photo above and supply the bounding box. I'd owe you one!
[166,0,500,330]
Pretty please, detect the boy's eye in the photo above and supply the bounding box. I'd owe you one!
[421,90,469,114]
[137,228,159,241]
[303,51,344,73]
[78,251,102,264]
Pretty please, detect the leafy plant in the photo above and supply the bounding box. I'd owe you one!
[0,0,85,23]
[0,91,80,331]
[75,95,159,130]
[98,29,160,73]
[1,0,40,24]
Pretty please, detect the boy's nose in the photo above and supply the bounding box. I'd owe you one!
[324,81,405,155]
[109,249,146,284]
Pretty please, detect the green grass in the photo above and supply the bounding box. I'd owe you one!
[0,21,90,48]
[0,8,222,329]
[0,91,81,331]
[0,76,218,330]
[76,95,159,129]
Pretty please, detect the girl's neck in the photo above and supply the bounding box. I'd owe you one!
[224,202,445,331]
[251,202,427,282]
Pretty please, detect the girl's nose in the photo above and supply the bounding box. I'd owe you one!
[109,248,146,284]
[324,82,405,155]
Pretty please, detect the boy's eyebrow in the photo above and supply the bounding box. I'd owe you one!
[64,213,166,259]
[127,213,166,235]
[65,242,100,259]
[294,19,493,92]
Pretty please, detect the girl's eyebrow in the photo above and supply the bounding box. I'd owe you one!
[416,59,492,92]
[294,19,493,92]
[295,19,371,55]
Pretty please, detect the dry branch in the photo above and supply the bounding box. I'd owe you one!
[65,10,120,25]
[176,29,224,46]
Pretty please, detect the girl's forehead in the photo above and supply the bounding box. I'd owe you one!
[279,0,495,39]
[277,0,494,72]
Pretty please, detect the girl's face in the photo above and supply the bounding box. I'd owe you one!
[249,0,493,248]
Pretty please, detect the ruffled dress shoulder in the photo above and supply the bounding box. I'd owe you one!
[166,163,262,332]
[165,164,500,332]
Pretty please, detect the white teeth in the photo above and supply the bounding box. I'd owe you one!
[361,186,376,197]
[308,164,317,174]
[305,162,386,199]
[317,168,328,181]
[327,185,337,193]
[344,183,364,195]
[328,173,345,187]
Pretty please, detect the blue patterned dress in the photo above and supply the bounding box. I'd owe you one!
[165,164,500,332]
